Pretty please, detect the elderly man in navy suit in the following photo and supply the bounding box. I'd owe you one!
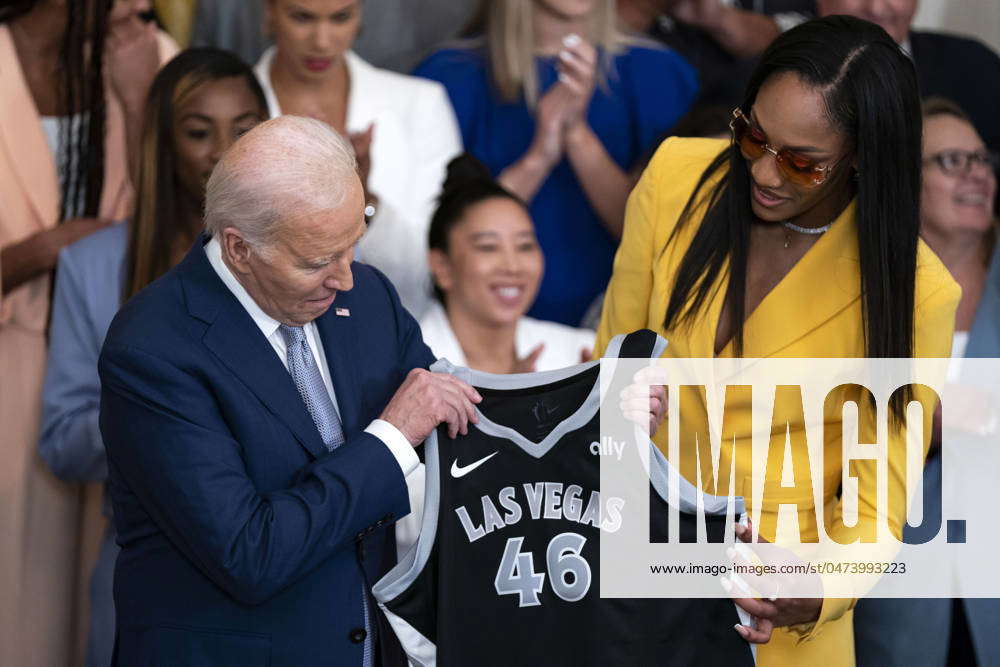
[98,115,480,666]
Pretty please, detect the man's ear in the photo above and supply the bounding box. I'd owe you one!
[221,228,253,275]
[428,248,454,293]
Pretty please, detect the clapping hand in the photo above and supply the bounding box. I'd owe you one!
[669,0,727,30]
[106,12,160,112]
[529,33,598,167]
[349,122,375,198]
[555,33,597,130]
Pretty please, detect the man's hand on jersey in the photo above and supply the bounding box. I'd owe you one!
[381,369,482,444]
[619,366,668,436]
[722,517,822,640]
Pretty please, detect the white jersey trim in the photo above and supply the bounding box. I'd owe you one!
[379,603,437,666]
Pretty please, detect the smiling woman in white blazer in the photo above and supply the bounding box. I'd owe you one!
[421,154,594,375]
[254,0,461,317]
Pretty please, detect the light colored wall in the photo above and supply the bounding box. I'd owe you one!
[913,0,1000,52]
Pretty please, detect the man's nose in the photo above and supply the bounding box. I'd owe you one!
[324,255,353,292]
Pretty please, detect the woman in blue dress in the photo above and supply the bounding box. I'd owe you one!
[415,0,698,326]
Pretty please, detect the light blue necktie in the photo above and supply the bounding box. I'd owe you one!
[279,324,344,450]
[279,325,372,666]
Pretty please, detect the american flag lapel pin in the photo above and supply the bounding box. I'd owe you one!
[335,307,351,317]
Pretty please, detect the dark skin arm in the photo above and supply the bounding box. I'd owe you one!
[1,11,157,297]
[1,218,112,296]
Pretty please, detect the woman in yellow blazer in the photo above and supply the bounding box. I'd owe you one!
[595,17,959,667]
[0,2,175,665]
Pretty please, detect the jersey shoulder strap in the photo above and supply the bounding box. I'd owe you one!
[603,329,667,360]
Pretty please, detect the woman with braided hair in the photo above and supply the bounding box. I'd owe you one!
[0,1,175,664]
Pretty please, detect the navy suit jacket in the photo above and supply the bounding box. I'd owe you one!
[98,237,434,666]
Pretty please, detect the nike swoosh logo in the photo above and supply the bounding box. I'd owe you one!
[450,452,498,478]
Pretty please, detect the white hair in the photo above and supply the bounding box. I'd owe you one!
[204,115,358,253]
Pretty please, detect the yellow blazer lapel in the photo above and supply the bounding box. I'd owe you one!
[688,273,730,359]
[655,203,732,361]
[0,25,59,229]
[742,200,861,358]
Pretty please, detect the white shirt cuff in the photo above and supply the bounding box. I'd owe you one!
[365,419,419,477]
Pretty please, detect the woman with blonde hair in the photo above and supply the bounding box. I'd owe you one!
[39,47,268,667]
[415,0,698,326]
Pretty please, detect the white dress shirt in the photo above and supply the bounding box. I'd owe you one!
[204,237,418,477]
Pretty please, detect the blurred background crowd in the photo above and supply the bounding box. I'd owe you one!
[0,0,998,665]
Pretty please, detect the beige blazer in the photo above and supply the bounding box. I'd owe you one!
[0,25,175,667]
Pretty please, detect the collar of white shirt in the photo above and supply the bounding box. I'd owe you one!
[202,236,419,477]
[204,236,282,343]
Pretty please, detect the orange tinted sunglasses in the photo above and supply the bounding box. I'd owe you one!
[730,108,843,188]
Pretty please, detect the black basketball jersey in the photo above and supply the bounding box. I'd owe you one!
[374,331,755,666]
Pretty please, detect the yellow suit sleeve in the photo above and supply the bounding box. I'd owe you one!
[594,139,667,357]
[793,274,960,642]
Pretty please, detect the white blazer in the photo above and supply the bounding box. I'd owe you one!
[254,48,462,318]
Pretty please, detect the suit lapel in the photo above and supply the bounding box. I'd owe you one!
[679,201,862,360]
[180,242,329,459]
[0,25,59,229]
[730,201,861,358]
[314,287,364,437]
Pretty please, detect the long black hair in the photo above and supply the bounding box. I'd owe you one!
[2,0,113,220]
[428,153,528,303]
[124,47,268,301]
[663,15,922,418]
